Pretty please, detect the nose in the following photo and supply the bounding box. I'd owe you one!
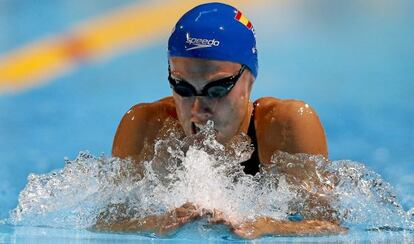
[191,96,213,121]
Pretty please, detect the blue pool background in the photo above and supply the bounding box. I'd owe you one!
[0,0,413,242]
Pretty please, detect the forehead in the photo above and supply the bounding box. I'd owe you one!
[169,57,241,74]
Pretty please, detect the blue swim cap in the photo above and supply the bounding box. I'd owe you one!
[168,2,258,78]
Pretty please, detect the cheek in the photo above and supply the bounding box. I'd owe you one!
[224,86,249,113]
[173,94,192,122]
[213,85,250,138]
[215,94,246,125]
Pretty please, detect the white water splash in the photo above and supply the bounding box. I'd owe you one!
[8,121,414,232]
[328,160,414,229]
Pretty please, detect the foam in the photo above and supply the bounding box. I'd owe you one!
[8,121,414,231]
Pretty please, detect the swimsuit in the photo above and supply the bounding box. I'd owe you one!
[240,104,260,176]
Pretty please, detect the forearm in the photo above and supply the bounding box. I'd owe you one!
[260,219,342,235]
[93,203,200,235]
[233,217,347,239]
[94,214,173,234]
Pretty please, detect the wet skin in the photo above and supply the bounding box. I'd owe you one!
[95,203,347,239]
[170,57,254,145]
[105,57,342,238]
[112,57,328,163]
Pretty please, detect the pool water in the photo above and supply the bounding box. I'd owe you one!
[1,224,414,243]
[1,0,413,242]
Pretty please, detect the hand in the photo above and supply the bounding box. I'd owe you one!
[156,202,201,235]
[232,217,348,239]
[204,209,233,225]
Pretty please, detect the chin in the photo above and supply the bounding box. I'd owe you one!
[215,133,228,144]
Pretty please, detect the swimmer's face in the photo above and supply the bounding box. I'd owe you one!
[169,57,254,144]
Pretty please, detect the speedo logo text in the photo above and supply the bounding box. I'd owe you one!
[185,35,220,50]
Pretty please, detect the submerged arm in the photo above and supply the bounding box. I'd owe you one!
[232,217,347,239]
[93,203,201,235]
[208,209,346,239]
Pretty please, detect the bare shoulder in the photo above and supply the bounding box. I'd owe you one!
[254,97,320,122]
[126,96,177,122]
[112,97,180,160]
[253,97,328,163]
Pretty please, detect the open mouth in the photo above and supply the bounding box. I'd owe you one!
[191,122,204,134]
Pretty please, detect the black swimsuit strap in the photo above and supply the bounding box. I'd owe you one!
[240,104,260,175]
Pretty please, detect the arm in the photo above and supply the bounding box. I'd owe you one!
[232,217,347,239]
[94,203,201,235]
[207,209,346,239]
[254,98,338,220]
[95,97,193,234]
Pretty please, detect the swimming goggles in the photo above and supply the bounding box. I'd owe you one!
[168,65,246,98]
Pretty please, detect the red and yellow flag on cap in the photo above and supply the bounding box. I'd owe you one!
[235,10,253,30]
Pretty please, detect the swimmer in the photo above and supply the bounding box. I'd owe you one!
[94,2,347,239]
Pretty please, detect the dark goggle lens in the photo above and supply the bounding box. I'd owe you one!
[168,65,244,98]
[206,86,230,98]
[173,84,195,97]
